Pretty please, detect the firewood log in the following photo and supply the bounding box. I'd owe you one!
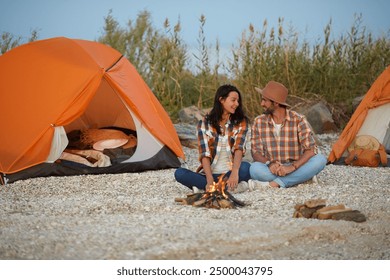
[193,198,207,207]
[186,192,203,197]
[294,203,306,211]
[225,191,245,207]
[304,199,327,208]
[185,193,204,205]
[299,206,318,218]
[313,208,353,220]
[331,210,366,223]
[211,199,220,209]
[315,204,346,213]
[218,199,234,209]
[293,210,304,218]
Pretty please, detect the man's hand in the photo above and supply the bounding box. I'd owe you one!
[275,164,296,176]
[269,161,281,175]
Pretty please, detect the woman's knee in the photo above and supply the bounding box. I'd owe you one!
[174,167,188,183]
[239,161,251,181]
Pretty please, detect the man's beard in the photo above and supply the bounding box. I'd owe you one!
[263,107,274,115]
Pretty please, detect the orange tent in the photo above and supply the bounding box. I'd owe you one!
[328,65,390,163]
[0,37,184,182]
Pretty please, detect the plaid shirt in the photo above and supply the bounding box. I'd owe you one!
[251,110,316,163]
[197,117,249,172]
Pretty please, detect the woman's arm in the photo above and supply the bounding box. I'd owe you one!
[201,157,215,191]
[227,149,243,190]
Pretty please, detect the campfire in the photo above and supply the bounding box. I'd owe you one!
[175,175,245,209]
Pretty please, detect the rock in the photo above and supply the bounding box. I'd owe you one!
[305,102,338,134]
[352,95,365,111]
[178,105,210,124]
[174,123,197,148]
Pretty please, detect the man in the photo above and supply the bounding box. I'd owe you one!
[249,81,327,188]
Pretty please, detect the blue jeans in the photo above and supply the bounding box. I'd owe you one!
[249,154,327,188]
[174,161,251,190]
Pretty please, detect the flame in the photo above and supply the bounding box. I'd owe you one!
[206,174,228,198]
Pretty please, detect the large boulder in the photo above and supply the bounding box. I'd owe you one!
[298,102,337,134]
[174,123,198,149]
[178,105,210,124]
[352,95,365,111]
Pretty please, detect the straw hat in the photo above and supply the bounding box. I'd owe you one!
[93,139,129,151]
[348,135,380,152]
[255,81,290,107]
[122,134,137,149]
[81,128,137,150]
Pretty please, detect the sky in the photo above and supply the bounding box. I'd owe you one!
[1,0,389,62]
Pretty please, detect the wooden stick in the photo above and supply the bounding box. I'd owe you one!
[225,191,245,207]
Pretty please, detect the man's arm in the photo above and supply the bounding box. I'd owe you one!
[275,148,315,176]
[252,151,269,163]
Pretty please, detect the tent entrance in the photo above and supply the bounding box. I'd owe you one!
[65,77,136,132]
[59,76,164,163]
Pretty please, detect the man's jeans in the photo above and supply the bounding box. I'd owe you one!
[174,161,251,190]
[249,154,327,188]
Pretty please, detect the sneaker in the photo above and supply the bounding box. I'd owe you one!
[248,179,271,190]
[302,175,319,185]
[231,181,249,193]
[248,179,256,191]
[192,186,202,193]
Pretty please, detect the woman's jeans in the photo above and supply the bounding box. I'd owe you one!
[174,161,251,190]
[249,154,327,188]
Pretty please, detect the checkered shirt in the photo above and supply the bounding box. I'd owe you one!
[251,110,316,163]
[197,117,249,171]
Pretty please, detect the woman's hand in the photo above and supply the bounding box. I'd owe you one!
[205,176,215,192]
[226,171,239,191]
[202,157,215,192]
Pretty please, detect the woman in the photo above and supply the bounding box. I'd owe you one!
[174,84,251,192]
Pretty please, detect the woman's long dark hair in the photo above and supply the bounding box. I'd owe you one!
[206,84,247,134]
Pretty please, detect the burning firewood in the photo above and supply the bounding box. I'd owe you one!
[175,175,245,209]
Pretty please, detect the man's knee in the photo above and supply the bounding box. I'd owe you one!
[249,162,272,180]
[249,162,260,177]
[312,154,327,171]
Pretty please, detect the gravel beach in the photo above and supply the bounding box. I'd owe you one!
[0,134,389,260]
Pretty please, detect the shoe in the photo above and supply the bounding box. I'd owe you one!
[303,175,319,185]
[192,186,202,193]
[248,179,256,191]
[248,179,271,190]
[231,181,249,193]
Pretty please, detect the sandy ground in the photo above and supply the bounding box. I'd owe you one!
[1,140,389,260]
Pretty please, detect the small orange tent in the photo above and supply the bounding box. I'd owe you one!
[0,37,184,183]
[328,65,390,164]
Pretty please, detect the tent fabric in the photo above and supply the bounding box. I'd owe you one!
[1,146,180,184]
[0,37,184,176]
[328,65,390,163]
